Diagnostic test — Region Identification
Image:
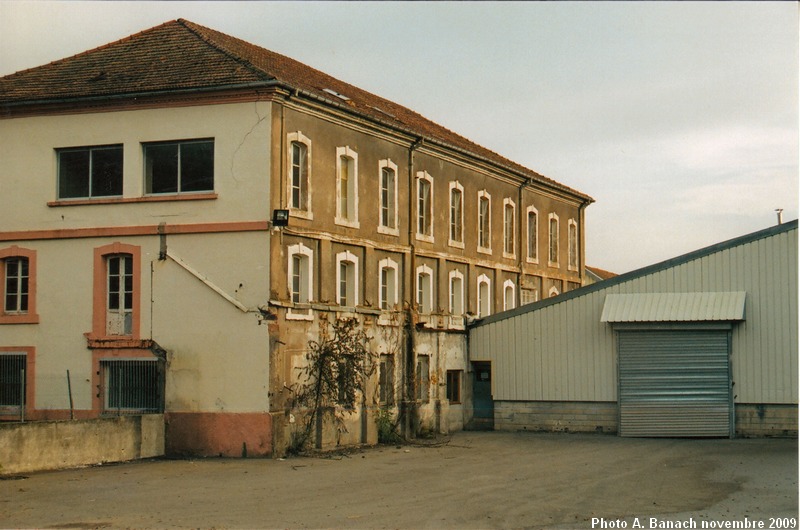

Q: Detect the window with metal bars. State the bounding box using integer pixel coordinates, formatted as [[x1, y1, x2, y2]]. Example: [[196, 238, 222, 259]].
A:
[[101, 359, 163, 414], [0, 354, 25, 410]]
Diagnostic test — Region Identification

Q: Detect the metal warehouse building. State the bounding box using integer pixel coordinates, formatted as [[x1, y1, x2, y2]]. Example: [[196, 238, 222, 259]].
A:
[[469, 221, 798, 437]]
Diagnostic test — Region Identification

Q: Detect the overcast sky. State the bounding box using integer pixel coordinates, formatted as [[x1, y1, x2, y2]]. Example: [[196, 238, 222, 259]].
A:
[[2, 1, 797, 274]]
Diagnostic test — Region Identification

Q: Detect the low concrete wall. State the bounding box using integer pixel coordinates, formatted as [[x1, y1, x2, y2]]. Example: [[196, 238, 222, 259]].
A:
[[0, 415, 165, 475], [736, 404, 798, 437], [494, 401, 618, 434]]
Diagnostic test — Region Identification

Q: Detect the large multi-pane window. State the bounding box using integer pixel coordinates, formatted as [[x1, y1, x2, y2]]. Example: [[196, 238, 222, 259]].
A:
[[478, 191, 491, 252], [144, 139, 214, 194], [379, 161, 398, 233], [107, 254, 133, 336], [549, 213, 560, 265], [527, 206, 539, 263], [336, 147, 358, 226], [416, 172, 433, 240], [449, 182, 464, 247], [57, 144, 123, 199], [503, 198, 516, 257], [0, 247, 37, 324], [568, 219, 579, 271], [4, 257, 28, 314]]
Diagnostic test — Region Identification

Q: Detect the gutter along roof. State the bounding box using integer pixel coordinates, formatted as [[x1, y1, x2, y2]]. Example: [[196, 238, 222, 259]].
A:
[[0, 19, 592, 204]]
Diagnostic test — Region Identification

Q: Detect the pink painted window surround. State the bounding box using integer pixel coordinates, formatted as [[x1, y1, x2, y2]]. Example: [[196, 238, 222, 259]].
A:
[[0, 246, 38, 324]]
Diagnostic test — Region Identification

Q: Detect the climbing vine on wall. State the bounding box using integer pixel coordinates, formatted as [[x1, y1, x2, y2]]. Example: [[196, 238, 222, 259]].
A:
[[289, 317, 375, 453]]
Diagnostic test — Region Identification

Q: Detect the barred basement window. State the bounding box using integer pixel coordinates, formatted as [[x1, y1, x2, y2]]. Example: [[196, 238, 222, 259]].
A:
[[101, 359, 163, 414], [0, 354, 26, 412]]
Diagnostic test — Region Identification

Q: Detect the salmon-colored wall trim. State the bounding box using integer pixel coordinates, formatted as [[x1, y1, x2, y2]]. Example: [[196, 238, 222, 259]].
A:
[[47, 193, 218, 207], [0, 246, 39, 324], [0, 221, 269, 242], [0, 346, 35, 419], [165, 412, 273, 458]]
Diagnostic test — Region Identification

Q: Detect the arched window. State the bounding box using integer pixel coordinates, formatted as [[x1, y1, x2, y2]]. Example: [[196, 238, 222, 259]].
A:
[[378, 258, 399, 310], [287, 132, 312, 217], [378, 160, 398, 234], [503, 280, 516, 311], [449, 181, 464, 247], [548, 213, 560, 265], [335, 251, 360, 307], [449, 270, 465, 316], [478, 190, 492, 253], [416, 264, 434, 314], [335, 146, 359, 227], [477, 274, 491, 318]]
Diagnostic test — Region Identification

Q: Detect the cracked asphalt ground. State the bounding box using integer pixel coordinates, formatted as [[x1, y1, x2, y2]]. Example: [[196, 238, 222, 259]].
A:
[[0, 431, 796, 529]]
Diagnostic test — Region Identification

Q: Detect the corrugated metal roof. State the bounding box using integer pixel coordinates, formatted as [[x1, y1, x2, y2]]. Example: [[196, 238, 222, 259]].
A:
[[600, 292, 746, 323]]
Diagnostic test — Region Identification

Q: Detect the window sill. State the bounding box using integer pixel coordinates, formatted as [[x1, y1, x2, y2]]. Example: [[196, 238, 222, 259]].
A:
[[503, 252, 516, 260], [526, 257, 539, 265], [377, 226, 400, 237], [335, 218, 360, 229], [85, 336, 153, 349], [0, 313, 39, 325], [415, 233, 434, 244], [477, 247, 493, 256], [289, 209, 314, 221], [48, 193, 217, 207], [448, 240, 465, 250]]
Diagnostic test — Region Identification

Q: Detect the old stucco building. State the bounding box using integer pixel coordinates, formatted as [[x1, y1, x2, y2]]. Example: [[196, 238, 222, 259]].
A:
[[0, 19, 592, 456]]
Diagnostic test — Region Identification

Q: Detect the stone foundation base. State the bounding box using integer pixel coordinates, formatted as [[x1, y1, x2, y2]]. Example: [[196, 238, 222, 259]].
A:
[[494, 401, 617, 434], [736, 404, 797, 438]]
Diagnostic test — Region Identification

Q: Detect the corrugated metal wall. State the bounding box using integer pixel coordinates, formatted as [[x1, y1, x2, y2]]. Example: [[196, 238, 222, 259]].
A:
[[470, 224, 798, 405]]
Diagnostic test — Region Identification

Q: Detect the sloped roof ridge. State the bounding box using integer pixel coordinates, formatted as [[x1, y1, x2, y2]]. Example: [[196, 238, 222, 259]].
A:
[[175, 19, 274, 82], [174, 19, 565, 193], [473, 219, 799, 328]]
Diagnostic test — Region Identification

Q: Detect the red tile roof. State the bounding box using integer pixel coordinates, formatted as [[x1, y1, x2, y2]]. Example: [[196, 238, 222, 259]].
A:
[[0, 19, 591, 201], [585, 266, 618, 280]]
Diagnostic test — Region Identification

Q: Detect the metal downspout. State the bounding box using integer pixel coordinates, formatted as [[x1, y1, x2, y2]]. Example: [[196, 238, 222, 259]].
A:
[[404, 137, 423, 439]]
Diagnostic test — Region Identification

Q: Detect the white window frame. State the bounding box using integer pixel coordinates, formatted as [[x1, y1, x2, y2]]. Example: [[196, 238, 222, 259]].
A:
[[416, 171, 434, 243], [335, 250, 360, 308], [568, 218, 579, 271], [503, 198, 516, 259], [477, 190, 492, 254], [448, 181, 464, 249], [378, 257, 399, 311], [335, 146, 359, 228], [548, 212, 560, 267], [477, 274, 491, 318], [526, 205, 539, 264], [416, 264, 434, 314], [448, 269, 465, 316], [287, 243, 314, 321], [377, 159, 399, 236], [520, 288, 539, 305], [503, 279, 516, 311], [287, 131, 312, 220], [549, 285, 561, 298]]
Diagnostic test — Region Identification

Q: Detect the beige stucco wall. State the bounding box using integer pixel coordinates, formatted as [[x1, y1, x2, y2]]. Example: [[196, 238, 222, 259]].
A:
[[1, 101, 274, 419]]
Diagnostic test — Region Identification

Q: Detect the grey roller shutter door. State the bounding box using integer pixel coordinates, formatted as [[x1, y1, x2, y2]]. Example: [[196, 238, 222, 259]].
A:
[[618, 330, 732, 437]]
